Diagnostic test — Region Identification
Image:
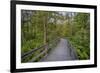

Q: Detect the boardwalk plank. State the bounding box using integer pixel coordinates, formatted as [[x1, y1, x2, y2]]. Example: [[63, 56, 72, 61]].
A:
[[40, 38, 78, 62]]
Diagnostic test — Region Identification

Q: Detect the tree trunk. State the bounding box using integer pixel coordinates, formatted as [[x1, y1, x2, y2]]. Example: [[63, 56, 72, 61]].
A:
[[43, 13, 48, 55]]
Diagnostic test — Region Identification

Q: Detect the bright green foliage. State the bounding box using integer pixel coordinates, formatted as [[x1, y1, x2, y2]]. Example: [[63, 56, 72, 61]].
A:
[[21, 10, 90, 62], [69, 13, 90, 59]]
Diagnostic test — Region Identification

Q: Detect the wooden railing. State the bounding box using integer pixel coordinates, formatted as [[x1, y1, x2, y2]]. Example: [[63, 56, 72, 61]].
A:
[[21, 38, 60, 62], [67, 39, 78, 60]]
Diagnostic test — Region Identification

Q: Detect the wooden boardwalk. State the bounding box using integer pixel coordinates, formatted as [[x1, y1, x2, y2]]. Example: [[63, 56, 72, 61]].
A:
[[40, 38, 78, 62]]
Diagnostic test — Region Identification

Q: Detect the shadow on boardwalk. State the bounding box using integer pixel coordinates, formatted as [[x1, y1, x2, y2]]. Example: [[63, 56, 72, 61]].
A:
[[40, 38, 78, 62]]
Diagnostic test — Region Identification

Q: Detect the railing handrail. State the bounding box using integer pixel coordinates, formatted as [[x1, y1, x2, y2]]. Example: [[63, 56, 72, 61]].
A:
[[67, 39, 78, 59], [21, 37, 60, 61], [21, 44, 47, 59], [29, 49, 47, 62]]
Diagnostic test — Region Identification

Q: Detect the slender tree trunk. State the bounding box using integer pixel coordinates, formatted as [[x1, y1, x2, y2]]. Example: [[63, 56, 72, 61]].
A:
[[44, 17, 47, 44], [70, 12, 73, 36], [43, 13, 48, 55]]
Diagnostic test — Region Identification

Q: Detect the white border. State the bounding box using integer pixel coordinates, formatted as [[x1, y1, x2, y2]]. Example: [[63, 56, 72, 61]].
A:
[[16, 4, 94, 69]]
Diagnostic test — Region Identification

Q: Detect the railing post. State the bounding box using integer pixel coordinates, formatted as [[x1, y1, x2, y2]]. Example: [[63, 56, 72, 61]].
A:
[[45, 44, 48, 57]]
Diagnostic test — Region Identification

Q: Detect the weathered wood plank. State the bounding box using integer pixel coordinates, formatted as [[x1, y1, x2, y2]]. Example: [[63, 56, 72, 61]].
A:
[[29, 49, 47, 62], [21, 44, 47, 59]]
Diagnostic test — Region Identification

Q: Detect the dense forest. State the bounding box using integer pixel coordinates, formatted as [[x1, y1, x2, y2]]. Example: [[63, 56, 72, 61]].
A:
[[21, 10, 90, 62]]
